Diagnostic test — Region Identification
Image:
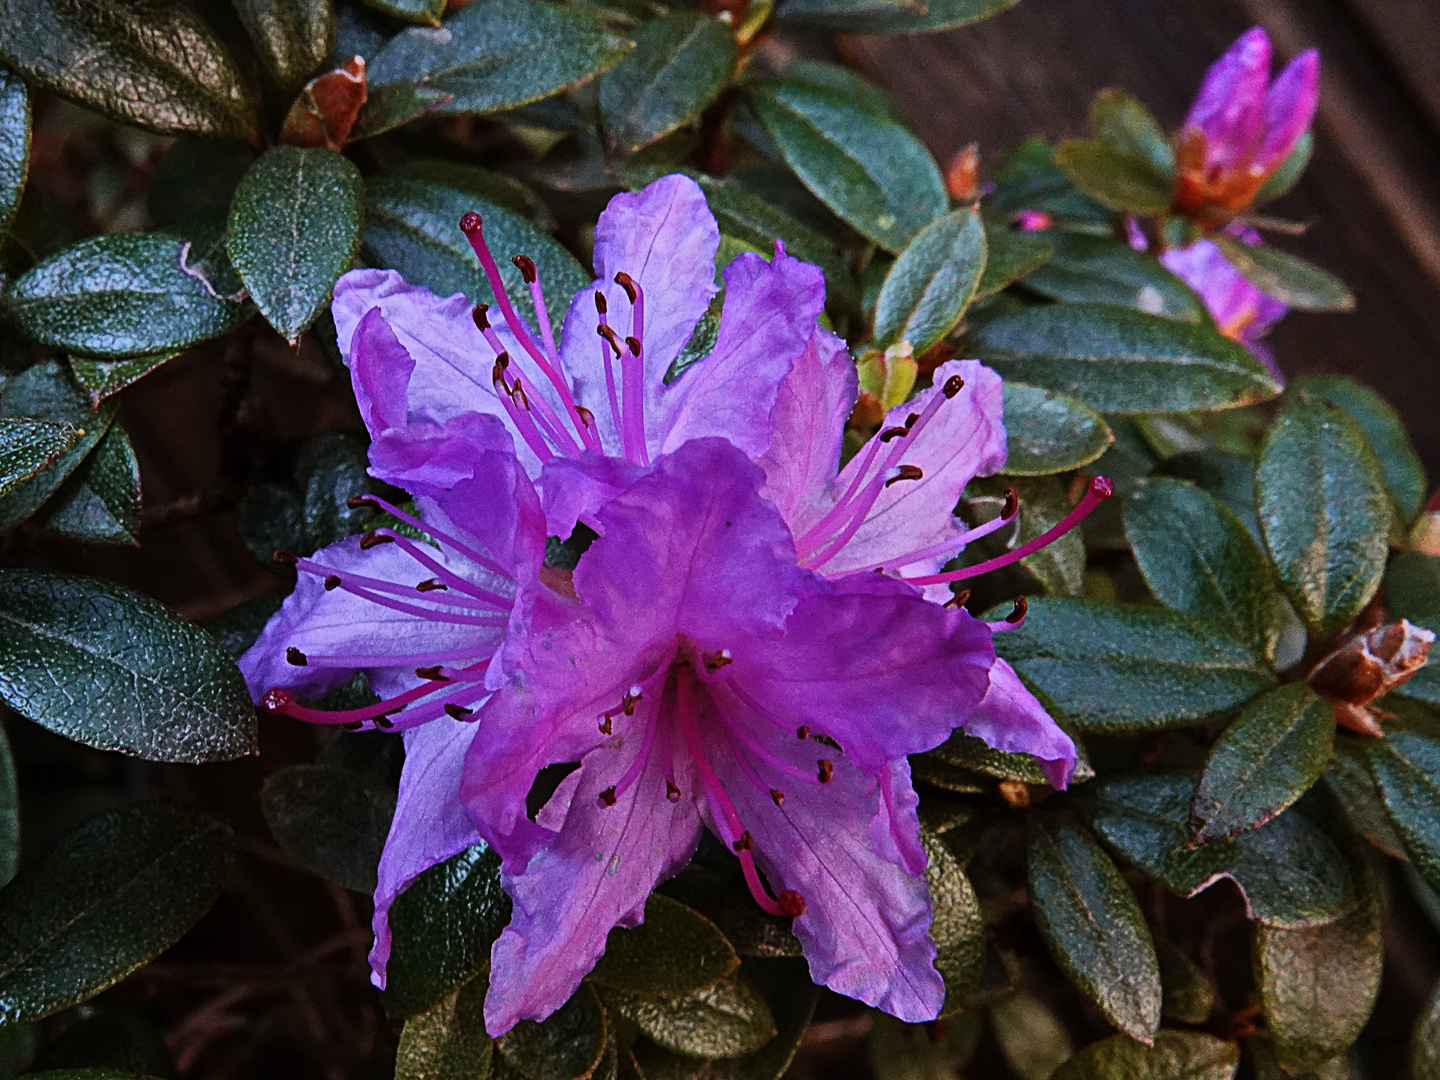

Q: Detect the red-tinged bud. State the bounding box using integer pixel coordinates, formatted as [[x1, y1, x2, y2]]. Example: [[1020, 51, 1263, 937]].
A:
[[1003, 488, 1019, 520], [416, 579, 448, 592], [817, 759, 834, 783], [445, 704, 473, 720], [594, 291, 608, 315], [1005, 597, 1028, 624], [777, 890, 807, 917], [360, 532, 394, 549], [598, 786, 618, 807], [324, 575, 340, 591], [273, 549, 299, 567], [459, 212, 482, 234], [732, 830, 754, 852], [472, 303, 491, 331], [286, 647, 308, 666], [625, 336, 642, 357], [943, 374, 964, 398], [945, 143, 980, 202], [512, 254, 537, 283], [885, 464, 924, 487], [666, 780, 682, 802], [770, 788, 785, 806], [1309, 619, 1435, 709], [262, 687, 295, 712], [416, 665, 449, 681], [614, 271, 638, 303]]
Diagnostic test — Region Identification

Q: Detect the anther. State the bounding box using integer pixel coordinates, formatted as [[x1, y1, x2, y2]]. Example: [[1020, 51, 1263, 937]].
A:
[[732, 831, 754, 852], [416, 665, 450, 681], [796, 726, 810, 740], [625, 336, 642, 357], [777, 890, 807, 917], [703, 649, 733, 672], [812, 733, 843, 753], [375, 715, 395, 730], [621, 686, 642, 715], [324, 575, 340, 591], [286, 647, 308, 666], [471, 303, 490, 331], [1003, 488, 1020, 519], [342, 721, 364, 731], [943, 375, 965, 398], [770, 788, 785, 806], [273, 549, 299, 567], [944, 589, 971, 609], [1005, 597, 1028, 624], [666, 780, 682, 802], [445, 704, 473, 720], [817, 759, 834, 783], [360, 532, 394, 549], [598, 716, 613, 735], [594, 291, 608, 315], [879, 426, 909, 442], [576, 405, 594, 429], [598, 786, 618, 807], [512, 254, 537, 283], [346, 496, 380, 510], [597, 324, 624, 357], [416, 579, 448, 592], [885, 465, 924, 487], [614, 271, 638, 303]]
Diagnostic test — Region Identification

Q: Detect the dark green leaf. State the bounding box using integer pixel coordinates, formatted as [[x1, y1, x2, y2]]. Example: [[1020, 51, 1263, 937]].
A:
[[0, 0, 258, 138], [1255, 870, 1382, 1074], [992, 598, 1273, 734], [1257, 399, 1391, 642], [146, 138, 255, 229], [41, 423, 143, 546], [1291, 376, 1427, 523], [990, 990, 1072, 1080], [397, 969, 493, 1080], [599, 13, 735, 154], [873, 209, 986, 355], [1190, 684, 1334, 842], [363, 175, 587, 332], [22, 1072, 167, 1080], [353, 82, 453, 139], [1366, 730, 1440, 894], [1052, 1030, 1239, 1080], [296, 431, 375, 551], [1125, 477, 1290, 659], [498, 982, 606, 1080], [775, 0, 1014, 34], [0, 801, 231, 1024], [1053, 139, 1173, 215], [1159, 450, 1260, 540], [4, 234, 246, 356], [1212, 235, 1353, 313], [966, 303, 1282, 414], [930, 730, 1093, 787], [227, 145, 363, 343], [1027, 824, 1161, 1042], [363, 0, 446, 24], [386, 844, 511, 1018], [1001, 382, 1112, 476], [1090, 90, 1174, 183], [1022, 232, 1205, 323], [1324, 739, 1408, 859], [386, 160, 556, 230], [0, 66, 29, 237], [1013, 476, 1085, 595], [923, 828, 985, 1014], [238, 484, 303, 565], [68, 354, 178, 405], [27, 1009, 175, 1076], [0, 721, 15, 889], [0, 417, 78, 500], [368, 0, 632, 115], [606, 968, 776, 1059], [0, 569, 256, 762], [261, 764, 395, 892], [745, 76, 946, 252], [1155, 940, 1214, 1024], [991, 137, 1111, 225], [1085, 772, 1357, 928], [589, 893, 738, 996], [976, 220, 1052, 299], [233, 0, 335, 93], [1410, 976, 1440, 1080]]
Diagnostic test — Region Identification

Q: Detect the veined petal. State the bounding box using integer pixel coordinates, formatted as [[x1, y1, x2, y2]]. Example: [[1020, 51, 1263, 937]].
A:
[[871, 759, 926, 877], [1256, 48, 1320, 176], [1184, 27, 1272, 169], [962, 658, 1077, 789], [537, 452, 645, 540]]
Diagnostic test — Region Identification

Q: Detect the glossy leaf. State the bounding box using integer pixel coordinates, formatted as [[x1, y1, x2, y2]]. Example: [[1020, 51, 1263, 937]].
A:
[[1125, 477, 1290, 659], [1213, 234, 1354, 313], [1027, 825, 1161, 1042], [1257, 399, 1391, 642], [776, 0, 1014, 33], [296, 431, 376, 552], [1090, 89, 1174, 182], [1160, 450, 1261, 540], [589, 893, 737, 996], [872, 208, 986, 355], [1086, 772, 1357, 928], [1052, 1030, 1239, 1080], [1190, 684, 1335, 842], [261, 764, 396, 893], [5, 234, 246, 357], [1023, 232, 1205, 323], [992, 598, 1274, 734], [977, 220, 1052, 299], [68, 354, 178, 405], [41, 423, 143, 546], [930, 729, 1093, 787], [367, 0, 632, 116], [363, 0, 446, 24], [497, 982, 606, 1080], [1155, 940, 1214, 1024], [599, 13, 735, 154], [0, 722, 15, 889], [386, 844, 511, 1018], [0, 0, 258, 138], [1366, 730, 1440, 894], [924, 828, 986, 1014], [1001, 382, 1112, 476], [0, 66, 28, 237], [0, 801, 231, 1024], [606, 968, 776, 1059], [233, 0, 335, 93], [146, 138, 255, 229], [746, 75, 946, 252], [967, 303, 1282, 414], [1324, 739, 1408, 860], [396, 968, 491, 1080], [227, 145, 363, 343], [1053, 139, 1173, 215], [990, 990, 1072, 1080], [0, 418, 78, 500]]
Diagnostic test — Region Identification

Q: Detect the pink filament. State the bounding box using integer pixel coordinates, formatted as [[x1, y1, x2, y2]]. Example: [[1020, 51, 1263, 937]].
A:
[[849, 500, 1020, 573], [360, 497, 511, 580], [617, 276, 649, 466], [294, 557, 503, 613]]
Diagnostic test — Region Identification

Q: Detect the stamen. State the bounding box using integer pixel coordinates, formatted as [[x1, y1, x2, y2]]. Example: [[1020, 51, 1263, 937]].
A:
[[771, 789, 785, 806], [416, 579, 447, 592], [262, 663, 491, 731], [360, 532, 393, 550], [493, 362, 558, 464], [472, 304, 490, 331], [599, 787, 618, 807], [324, 575, 341, 590], [595, 296, 623, 446], [614, 272, 649, 466], [703, 649, 733, 672], [274, 549, 299, 567], [797, 726, 810, 740], [732, 831, 754, 852], [445, 703, 474, 720], [817, 759, 834, 783], [294, 557, 505, 615], [356, 496, 513, 580], [851, 490, 1020, 574], [885, 464, 924, 487], [287, 647, 307, 666], [944, 589, 972, 609], [987, 597, 1028, 632], [512, 254, 537, 283], [666, 780, 682, 802], [415, 665, 449, 681]]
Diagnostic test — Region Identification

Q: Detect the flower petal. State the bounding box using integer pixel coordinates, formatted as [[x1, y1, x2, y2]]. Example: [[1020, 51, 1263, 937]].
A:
[[537, 451, 646, 540], [1184, 27, 1272, 169], [961, 658, 1077, 789], [1256, 48, 1320, 176]]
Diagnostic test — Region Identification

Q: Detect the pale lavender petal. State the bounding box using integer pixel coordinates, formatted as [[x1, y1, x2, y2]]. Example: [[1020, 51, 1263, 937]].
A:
[[870, 759, 926, 877], [419, 448, 549, 581], [1185, 27, 1272, 169], [1160, 232, 1286, 371], [962, 658, 1077, 789], [1256, 48, 1320, 176], [537, 452, 645, 539]]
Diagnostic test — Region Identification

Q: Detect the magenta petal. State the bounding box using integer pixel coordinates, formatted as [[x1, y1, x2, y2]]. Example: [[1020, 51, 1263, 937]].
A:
[[961, 658, 1077, 789], [1256, 48, 1320, 176], [1185, 27, 1273, 168], [871, 759, 926, 877], [537, 452, 645, 540]]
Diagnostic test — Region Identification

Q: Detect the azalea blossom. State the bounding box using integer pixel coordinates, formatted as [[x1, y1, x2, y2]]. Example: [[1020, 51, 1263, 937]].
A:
[[1173, 27, 1320, 225], [1159, 227, 1287, 376]]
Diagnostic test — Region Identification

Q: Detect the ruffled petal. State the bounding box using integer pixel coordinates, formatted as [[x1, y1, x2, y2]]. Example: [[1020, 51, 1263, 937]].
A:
[[1184, 27, 1272, 169], [961, 658, 1077, 789], [537, 452, 645, 540], [1257, 48, 1320, 176]]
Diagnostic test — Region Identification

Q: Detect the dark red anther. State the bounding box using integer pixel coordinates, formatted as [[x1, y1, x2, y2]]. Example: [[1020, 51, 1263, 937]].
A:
[[621, 688, 641, 716], [770, 788, 785, 806], [416, 579, 448, 592], [614, 271, 638, 303], [273, 549, 299, 567], [732, 831, 754, 852], [342, 721, 364, 731], [459, 212, 483, 234], [599, 786, 618, 807], [817, 759, 834, 783], [777, 890, 807, 917], [416, 665, 449, 681], [261, 687, 294, 712], [472, 303, 491, 331], [943, 374, 965, 398], [1002, 488, 1019, 520], [885, 464, 924, 487], [324, 575, 341, 591], [703, 649, 733, 672], [594, 291, 608, 315], [905, 413, 920, 430], [360, 532, 394, 549], [445, 704, 473, 720], [879, 426, 909, 442], [347, 495, 380, 510], [375, 715, 395, 730], [625, 336, 642, 357], [1090, 475, 1115, 499], [666, 780, 682, 802], [514, 380, 532, 409], [796, 725, 810, 740], [598, 716, 613, 735], [944, 588, 971, 610], [1005, 597, 1028, 624], [512, 254, 537, 283], [286, 647, 308, 666], [576, 405, 595, 429], [597, 323, 623, 357]]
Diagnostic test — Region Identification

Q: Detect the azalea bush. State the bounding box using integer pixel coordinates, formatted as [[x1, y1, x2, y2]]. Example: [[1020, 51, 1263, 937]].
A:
[[3, 2, 1440, 1079]]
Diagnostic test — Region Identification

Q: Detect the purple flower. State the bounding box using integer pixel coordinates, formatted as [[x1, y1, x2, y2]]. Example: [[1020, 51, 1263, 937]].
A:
[[1160, 227, 1287, 377], [1174, 27, 1320, 222]]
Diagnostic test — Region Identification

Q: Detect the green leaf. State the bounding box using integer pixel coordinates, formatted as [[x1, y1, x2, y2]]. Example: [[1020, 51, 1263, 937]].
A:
[[1085, 772, 1357, 928], [1212, 235, 1354, 313], [67, 354, 178, 405], [0, 66, 29, 237], [1255, 871, 1382, 1074], [872, 209, 986, 355], [363, 0, 446, 24], [296, 431, 376, 552], [0, 417, 78, 500], [367, 0, 632, 116], [1190, 684, 1335, 842], [41, 423, 142, 546], [990, 990, 1073, 1080], [1291, 376, 1427, 523], [1052, 1030, 1239, 1080], [27, 1010, 175, 1076], [4, 234, 246, 357], [1022, 232, 1205, 323], [1160, 450, 1261, 541], [1006, 476, 1086, 595], [1324, 739, 1408, 860], [261, 764, 395, 893], [868, 1012, 982, 1080], [1255, 131, 1312, 205], [397, 970, 493, 1080], [1410, 976, 1440, 1080], [497, 982, 607, 1080], [1125, 477, 1290, 659], [1366, 730, 1440, 894], [589, 894, 738, 996], [1155, 940, 1214, 1025], [1257, 398, 1392, 642], [232, 0, 335, 94], [923, 828, 985, 1014], [0, 721, 15, 889], [1027, 824, 1161, 1042], [227, 145, 363, 343], [1090, 90, 1175, 183], [0, 0, 258, 138], [0, 801, 231, 1024], [605, 968, 776, 1059], [1001, 382, 1112, 476], [992, 598, 1273, 734], [238, 484, 303, 565], [599, 13, 736, 155], [992, 137, 1111, 225], [977, 220, 1052, 299], [966, 303, 1282, 414], [363, 174, 587, 332], [746, 75, 946, 252], [386, 844, 511, 1018], [1053, 139, 1173, 215], [353, 82, 454, 139], [774, 0, 1014, 34], [929, 730, 1093, 787], [0, 570, 257, 761]]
